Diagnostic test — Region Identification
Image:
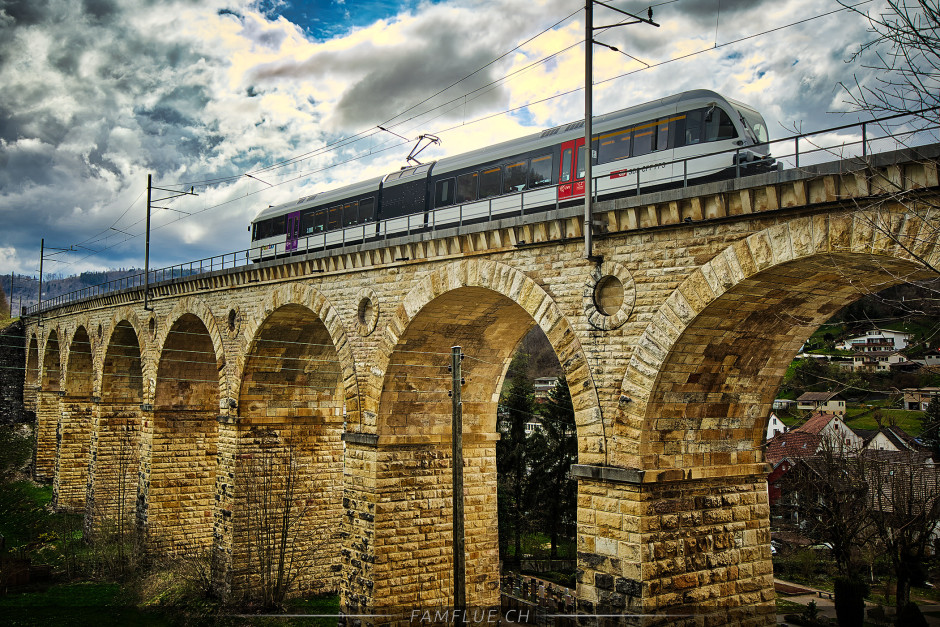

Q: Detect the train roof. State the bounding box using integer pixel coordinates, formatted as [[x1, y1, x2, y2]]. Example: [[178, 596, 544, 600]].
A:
[[251, 89, 746, 223], [254, 174, 384, 222]]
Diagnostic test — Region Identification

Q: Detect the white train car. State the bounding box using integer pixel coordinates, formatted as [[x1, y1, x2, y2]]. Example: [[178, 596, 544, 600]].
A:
[[249, 89, 772, 261]]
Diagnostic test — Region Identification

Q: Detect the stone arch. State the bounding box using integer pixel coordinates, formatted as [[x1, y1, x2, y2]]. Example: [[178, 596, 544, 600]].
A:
[[99, 308, 149, 402], [41, 329, 62, 391], [87, 319, 144, 531], [55, 324, 96, 511], [235, 281, 359, 424], [619, 211, 940, 474], [154, 297, 228, 405], [25, 332, 39, 389], [60, 315, 98, 396], [35, 329, 63, 480], [370, 258, 602, 455], [146, 305, 222, 554], [345, 259, 597, 612], [221, 299, 346, 597]]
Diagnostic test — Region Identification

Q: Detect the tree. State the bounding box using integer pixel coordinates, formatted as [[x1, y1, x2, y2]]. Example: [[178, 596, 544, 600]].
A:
[[527, 376, 577, 558], [0, 282, 9, 318], [242, 428, 310, 609], [919, 394, 940, 459], [866, 450, 940, 617], [840, 0, 940, 132], [497, 351, 535, 569], [779, 442, 873, 623]]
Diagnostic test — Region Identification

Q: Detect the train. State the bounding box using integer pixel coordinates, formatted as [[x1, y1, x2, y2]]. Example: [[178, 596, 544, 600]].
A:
[[249, 89, 773, 261]]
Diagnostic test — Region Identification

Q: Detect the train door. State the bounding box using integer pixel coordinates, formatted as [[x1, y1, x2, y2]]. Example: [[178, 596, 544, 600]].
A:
[[557, 138, 585, 200], [285, 210, 301, 252]]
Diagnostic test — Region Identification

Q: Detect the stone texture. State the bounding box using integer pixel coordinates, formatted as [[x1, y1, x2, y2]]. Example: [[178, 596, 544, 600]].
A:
[[21, 151, 940, 624]]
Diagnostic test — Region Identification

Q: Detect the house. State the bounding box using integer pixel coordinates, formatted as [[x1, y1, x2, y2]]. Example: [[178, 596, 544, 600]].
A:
[[798, 412, 863, 452], [863, 425, 933, 458], [533, 376, 558, 402], [837, 328, 912, 352], [773, 399, 797, 411], [920, 348, 940, 368], [796, 391, 847, 415], [903, 387, 940, 411], [852, 350, 909, 373], [766, 412, 788, 440]]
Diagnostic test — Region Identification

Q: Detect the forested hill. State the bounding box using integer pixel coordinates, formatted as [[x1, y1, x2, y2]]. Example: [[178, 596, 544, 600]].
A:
[[0, 270, 143, 315]]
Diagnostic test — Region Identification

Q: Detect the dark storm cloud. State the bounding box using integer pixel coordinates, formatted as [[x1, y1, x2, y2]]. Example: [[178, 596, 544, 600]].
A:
[[667, 0, 769, 18], [0, 0, 54, 25]]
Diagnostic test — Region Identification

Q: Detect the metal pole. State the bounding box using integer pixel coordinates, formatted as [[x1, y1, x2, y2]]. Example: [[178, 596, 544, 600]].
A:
[[583, 0, 594, 261], [37, 238, 44, 323], [451, 345, 466, 609], [144, 174, 153, 311]]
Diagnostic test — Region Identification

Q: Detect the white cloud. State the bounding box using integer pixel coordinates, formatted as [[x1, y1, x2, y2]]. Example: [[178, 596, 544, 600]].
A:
[[0, 0, 904, 277]]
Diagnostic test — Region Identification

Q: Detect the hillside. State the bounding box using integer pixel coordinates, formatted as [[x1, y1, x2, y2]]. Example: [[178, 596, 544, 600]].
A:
[[0, 270, 143, 315]]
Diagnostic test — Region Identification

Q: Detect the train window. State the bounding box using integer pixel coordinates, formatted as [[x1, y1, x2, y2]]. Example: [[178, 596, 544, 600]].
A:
[[504, 161, 527, 193], [328, 205, 341, 230], [359, 197, 375, 222], [560, 148, 573, 182], [684, 109, 706, 145], [435, 178, 455, 208], [705, 108, 737, 141], [479, 166, 501, 199], [655, 118, 670, 151], [315, 209, 327, 232], [456, 172, 478, 203], [528, 154, 553, 188], [343, 201, 358, 226], [633, 122, 655, 157], [598, 128, 631, 164], [301, 212, 316, 235], [576, 146, 586, 179]]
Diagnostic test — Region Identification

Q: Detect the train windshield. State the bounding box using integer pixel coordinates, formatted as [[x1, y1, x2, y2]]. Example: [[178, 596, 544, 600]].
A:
[[733, 105, 769, 144]]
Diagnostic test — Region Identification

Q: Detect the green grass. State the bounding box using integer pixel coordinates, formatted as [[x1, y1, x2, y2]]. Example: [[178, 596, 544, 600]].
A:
[[844, 408, 925, 436], [0, 582, 171, 626], [0, 480, 54, 548], [775, 596, 807, 614]]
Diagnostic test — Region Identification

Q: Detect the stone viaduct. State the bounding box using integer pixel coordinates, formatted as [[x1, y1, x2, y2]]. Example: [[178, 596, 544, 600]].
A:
[[20, 146, 940, 625]]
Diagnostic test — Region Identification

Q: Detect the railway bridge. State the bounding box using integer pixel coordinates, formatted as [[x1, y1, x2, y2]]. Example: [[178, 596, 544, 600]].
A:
[[20, 145, 940, 624]]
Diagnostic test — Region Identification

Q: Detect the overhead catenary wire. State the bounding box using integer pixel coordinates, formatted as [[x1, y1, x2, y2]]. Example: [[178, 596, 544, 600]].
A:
[[42, 0, 875, 274]]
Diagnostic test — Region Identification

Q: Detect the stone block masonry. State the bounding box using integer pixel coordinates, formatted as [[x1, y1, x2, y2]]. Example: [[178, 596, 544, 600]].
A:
[[20, 146, 940, 625]]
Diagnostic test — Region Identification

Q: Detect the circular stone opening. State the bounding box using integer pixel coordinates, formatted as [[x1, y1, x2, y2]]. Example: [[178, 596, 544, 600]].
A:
[[357, 297, 374, 327], [148, 317, 156, 337], [593, 275, 625, 316], [97, 323, 103, 339], [228, 309, 237, 332]]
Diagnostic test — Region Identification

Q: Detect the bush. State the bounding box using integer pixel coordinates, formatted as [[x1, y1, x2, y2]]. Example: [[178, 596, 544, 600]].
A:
[[834, 576, 869, 627]]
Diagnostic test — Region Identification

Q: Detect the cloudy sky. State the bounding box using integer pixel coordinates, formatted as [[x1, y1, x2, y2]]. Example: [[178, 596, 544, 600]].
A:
[[0, 0, 907, 278]]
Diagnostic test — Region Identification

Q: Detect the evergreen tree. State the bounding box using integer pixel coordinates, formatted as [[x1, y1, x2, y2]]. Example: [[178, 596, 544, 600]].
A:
[[497, 351, 535, 568], [919, 394, 940, 460], [528, 376, 577, 558], [0, 282, 8, 318]]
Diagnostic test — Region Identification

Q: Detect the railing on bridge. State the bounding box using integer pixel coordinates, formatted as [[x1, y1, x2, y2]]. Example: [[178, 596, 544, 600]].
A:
[[23, 109, 939, 317]]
